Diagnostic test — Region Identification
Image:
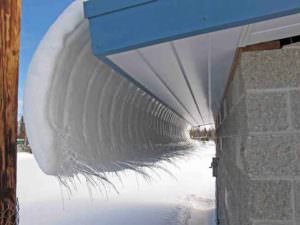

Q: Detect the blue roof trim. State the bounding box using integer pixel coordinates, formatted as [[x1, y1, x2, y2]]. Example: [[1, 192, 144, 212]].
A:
[[84, 0, 156, 18], [100, 56, 194, 125], [84, 0, 300, 56]]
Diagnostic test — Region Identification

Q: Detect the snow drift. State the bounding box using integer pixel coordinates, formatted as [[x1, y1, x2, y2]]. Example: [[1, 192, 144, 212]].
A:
[[17, 144, 216, 225], [24, 0, 194, 180]]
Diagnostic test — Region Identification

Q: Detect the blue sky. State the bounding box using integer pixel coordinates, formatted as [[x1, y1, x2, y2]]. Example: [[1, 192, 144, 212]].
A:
[[19, 0, 74, 118]]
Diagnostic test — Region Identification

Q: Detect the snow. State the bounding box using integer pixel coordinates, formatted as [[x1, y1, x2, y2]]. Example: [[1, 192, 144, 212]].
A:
[[22, 0, 216, 223], [17, 142, 216, 225], [24, 0, 194, 181]]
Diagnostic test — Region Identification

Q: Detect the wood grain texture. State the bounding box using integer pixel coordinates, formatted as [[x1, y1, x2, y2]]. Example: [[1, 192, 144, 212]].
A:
[[0, 0, 21, 224]]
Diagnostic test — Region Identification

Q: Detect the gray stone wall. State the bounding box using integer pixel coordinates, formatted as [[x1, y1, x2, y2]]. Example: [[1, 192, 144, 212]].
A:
[[216, 45, 300, 225]]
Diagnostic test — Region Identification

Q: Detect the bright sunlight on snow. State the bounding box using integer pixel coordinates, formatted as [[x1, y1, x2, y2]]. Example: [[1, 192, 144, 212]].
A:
[[17, 141, 216, 225]]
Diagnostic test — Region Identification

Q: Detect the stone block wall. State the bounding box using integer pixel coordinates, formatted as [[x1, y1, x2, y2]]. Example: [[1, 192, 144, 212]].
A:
[[216, 44, 300, 225]]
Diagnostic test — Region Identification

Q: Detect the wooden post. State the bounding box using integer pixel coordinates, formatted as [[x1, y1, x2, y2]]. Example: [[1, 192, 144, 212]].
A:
[[0, 1, 21, 225]]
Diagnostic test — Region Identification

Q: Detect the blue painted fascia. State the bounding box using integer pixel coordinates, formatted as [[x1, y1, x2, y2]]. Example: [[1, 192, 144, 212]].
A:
[[84, 0, 300, 56], [84, 0, 156, 18]]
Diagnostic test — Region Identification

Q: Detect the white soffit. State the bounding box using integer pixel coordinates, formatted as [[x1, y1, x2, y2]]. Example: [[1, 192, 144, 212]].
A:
[[240, 13, 300, 46], [109, 13, 300, 126]]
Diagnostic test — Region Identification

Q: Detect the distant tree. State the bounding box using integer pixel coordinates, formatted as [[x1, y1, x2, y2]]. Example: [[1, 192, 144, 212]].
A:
[[18, 116, 26, 139], [189, 126, 215, 142], [17, 116, 31, 153]]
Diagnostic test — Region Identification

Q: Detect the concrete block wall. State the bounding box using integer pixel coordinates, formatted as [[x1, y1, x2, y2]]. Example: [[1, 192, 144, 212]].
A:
[[216, 44, 300, 225]]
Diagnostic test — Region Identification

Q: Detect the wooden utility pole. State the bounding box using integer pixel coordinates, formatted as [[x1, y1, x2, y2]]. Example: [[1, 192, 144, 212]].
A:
[[0, 1, 21, 225]]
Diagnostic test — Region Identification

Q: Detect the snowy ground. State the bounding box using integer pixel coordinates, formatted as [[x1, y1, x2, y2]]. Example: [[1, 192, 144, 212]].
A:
[[17, 141, 216, 225]]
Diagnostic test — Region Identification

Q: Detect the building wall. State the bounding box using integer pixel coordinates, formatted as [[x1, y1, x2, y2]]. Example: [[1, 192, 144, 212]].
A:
[[216, 44, 300, 225]]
